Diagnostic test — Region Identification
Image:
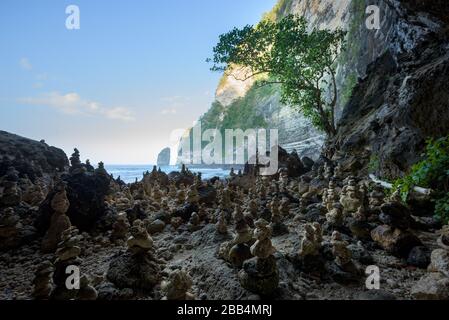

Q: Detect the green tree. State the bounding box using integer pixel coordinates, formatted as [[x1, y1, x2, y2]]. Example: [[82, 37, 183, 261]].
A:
[[208, 15, 346, 137]]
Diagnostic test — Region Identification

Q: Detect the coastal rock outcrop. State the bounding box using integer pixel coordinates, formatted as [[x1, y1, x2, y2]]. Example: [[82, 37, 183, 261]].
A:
[[157, 147, 171, 166]]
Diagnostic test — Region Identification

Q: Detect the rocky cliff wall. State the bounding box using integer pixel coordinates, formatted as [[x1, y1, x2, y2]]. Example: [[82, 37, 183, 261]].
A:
[[330, 0, 449, 179]]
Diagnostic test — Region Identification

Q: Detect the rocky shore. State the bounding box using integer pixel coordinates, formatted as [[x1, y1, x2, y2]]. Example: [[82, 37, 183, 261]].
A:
[[1, 133, 448, 300]]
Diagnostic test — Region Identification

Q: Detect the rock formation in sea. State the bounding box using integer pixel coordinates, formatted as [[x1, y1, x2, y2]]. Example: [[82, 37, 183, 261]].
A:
[[157, 147, 171, 166]]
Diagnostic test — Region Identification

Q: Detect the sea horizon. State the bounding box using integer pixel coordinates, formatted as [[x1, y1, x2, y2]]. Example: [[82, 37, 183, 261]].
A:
[[104, 164, 232, 184]]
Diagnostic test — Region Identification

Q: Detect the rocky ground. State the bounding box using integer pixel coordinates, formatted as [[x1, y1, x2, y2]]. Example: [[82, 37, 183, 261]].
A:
[[1, 145, 448, 300]]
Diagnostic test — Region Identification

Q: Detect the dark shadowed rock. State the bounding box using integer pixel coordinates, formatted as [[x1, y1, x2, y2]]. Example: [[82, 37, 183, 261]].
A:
[[0, 131, 68, 182], [371, 225, 422, 257], [407, 246, 431, 268]]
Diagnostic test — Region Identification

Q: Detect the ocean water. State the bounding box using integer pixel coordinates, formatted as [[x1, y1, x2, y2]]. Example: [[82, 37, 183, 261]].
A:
[[105, 165, 231, 184]]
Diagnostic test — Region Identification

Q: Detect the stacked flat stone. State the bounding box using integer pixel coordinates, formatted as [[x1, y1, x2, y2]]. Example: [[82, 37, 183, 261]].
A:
[[176, 185, 186, 205], [238, 219, 279, 296], [229, 205, 253, 267], [107, 219, 162, 290], [340, 178, 362, 214], [279, 170, 289, 193], [168, 182, 177, 198], [333, 163, 343, 180], [279, 197, 290, 217], [127, 219, 154, 254], [331, 231, 352, 268], [161, 269, 195, 300], [152, 185, 162, 204], [52, 226, 82, 300], [32, 260, 54, 300], [110, 212, 130, 243], [323, 180, 340, 212], [299, 224, 322, 257], [42, 182, 72, 253], [221, 187, 232, 208], [215, 206, 228, 235], [185, 185, 200, 205], [247, 197, 259, 218], [326, 203, 344, 227], [270, 196, 288, 236]]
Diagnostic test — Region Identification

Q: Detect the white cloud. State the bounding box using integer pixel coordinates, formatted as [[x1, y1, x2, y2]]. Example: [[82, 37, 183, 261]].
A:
[[160, 108, 177, 115], [19, 57, 33, 71], [18, 92, 135, 121]]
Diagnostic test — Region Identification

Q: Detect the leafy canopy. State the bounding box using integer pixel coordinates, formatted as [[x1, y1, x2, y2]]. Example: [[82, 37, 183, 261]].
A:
[[208, 15, 346, 136]]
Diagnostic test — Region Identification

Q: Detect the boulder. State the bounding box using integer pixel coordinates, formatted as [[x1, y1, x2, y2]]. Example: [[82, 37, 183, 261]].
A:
[[407, 246, 431, 269], [411, 273, 449, 300], [371, 225, 422, 257], [428, 249, 449, 277]]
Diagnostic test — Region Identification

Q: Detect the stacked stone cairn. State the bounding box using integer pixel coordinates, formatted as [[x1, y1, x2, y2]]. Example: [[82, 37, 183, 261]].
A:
[[42, 182, 71, 253], [107, 219, 161, 291], [32, 260, 54, 300], [238, 219, 279, 296], [228, 205, 253, 268], [52, 226, 83, 300], [161, 269, 195, 300]]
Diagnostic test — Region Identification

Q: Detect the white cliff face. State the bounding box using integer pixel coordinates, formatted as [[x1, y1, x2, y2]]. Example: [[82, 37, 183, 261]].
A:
[[216, 66, 255, 107], [208, 0, 353, 159], [289, 0, 351, 31]]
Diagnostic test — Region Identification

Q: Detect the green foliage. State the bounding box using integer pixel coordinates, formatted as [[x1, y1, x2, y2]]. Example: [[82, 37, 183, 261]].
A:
[[208, 14, 346, 137], [341, 72, 358, 106], [435, 194, 449, 224], [220, 84, 270, 130], [368, 154, 380, 174], [392, 136, 449, 220]]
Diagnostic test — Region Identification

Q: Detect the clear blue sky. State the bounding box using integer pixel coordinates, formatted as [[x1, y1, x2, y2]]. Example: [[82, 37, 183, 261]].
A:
[[0, 0, 276, 164]]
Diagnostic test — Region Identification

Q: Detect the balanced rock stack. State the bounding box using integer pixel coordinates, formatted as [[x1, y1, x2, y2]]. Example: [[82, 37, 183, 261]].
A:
[[297, 223, 324, 273], [238, 219, 279, 296], [215, 206, 228, 235], [269, 196, 288, 236], [339, 177, 362, 215], [42, 182, 71, 253], [107, 219, 161, 291], [110, 212, 130, 244], [161, 269, 195, 300], [228, 205, 253, 268], [323, 180, 340, 212], [371, 195, 422, 258], [185, 185, 199, 205], [328, 231, 360, 283], [32, 260, 54, 300], [412, 227, 449, 299], [52, 226, 83, 300]]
